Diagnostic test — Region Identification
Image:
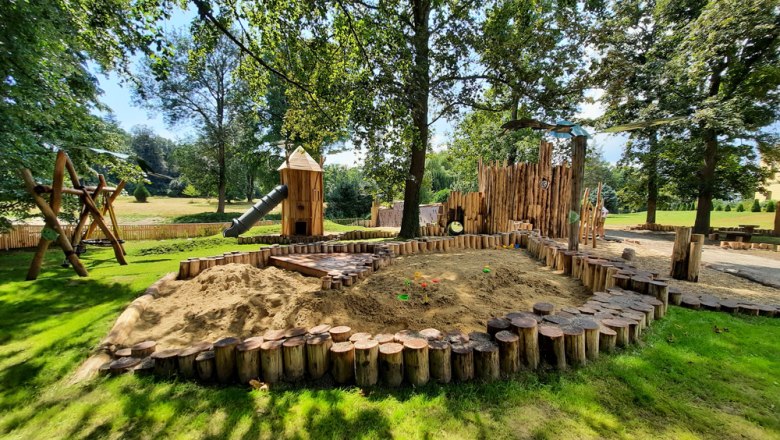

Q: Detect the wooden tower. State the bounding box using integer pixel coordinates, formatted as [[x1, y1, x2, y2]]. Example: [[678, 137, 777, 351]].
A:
[[279, 146, 324, 236]]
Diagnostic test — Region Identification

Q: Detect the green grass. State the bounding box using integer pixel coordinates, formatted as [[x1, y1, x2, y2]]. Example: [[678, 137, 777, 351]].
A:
[[244, 220, 372, 236], [606, 211, 777, 230], [0, 239, 778, 439]]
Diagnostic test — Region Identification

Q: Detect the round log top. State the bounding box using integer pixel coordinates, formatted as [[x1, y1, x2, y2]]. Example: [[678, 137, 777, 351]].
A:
[[578, 306, 599, 315], [214, 337, 241, 348], [243, 336, 264, 345], [179, 342, 212, 357], [601, 303, 624, 311], [468, 331, 492, 342], [639, 297, 663, 306], [599, 327, 617, 336], [594, 312, 616, 320], [132, 340, 157, 351], [505, 311, 527, 320], [428, 340, 450, 350], [263, 329, 286, 341], [330, 326, 352, 336], [629, 303, 654, 312], [283, 336, 306, 347], [445, 330, 469, 344], [110, 357, 141, 370], [354, 339, 379, 350], [151, 348, 181, 359], [419, 328, 443, 341], [571, 317, 600, 330], [494, 330, 518, 342], [403, 338, 429, 350], [621, 311, 644, 321], [330, 341, 354, 353], [135, 356, 154, 369], [543, 315, 572, 326], [260, 340, 284, 350], [394, 330, 423, 343], [510, 317, 537, 329], [237, 338, 264, 351], [379, 342, 404, 354], [195, 350, 215, 361], [284, 327, 307, 338], [115, 348, 132, 358], [374, 333, 395, 344], [473, 341, 498, 352], [533, 302, 555, 314], [450, 342, 473, 354], [309, 324, 331, 335], [720, 300, 739, 308], [561, 324, 584, 336], [649, 280, 668, 288], [349, 332, 373, 342], [538, 325, 564, 338], [602, 318, 629, 329], [306, 333, 331, 345], [487, 317, 510, 329], [561, 307, 582, 315]]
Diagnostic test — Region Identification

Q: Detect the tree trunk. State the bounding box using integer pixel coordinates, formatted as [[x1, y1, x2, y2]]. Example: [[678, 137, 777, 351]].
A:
[[216, 140, 227, 214], [694, 128, 718, 234], [399, 0, 431, 239], [645, 131, 658, 224], [568, 136, 587, 250], [246, 172, 254, 203]]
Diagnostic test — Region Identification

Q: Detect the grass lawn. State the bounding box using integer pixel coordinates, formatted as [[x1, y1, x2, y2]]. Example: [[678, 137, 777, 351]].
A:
[[606, 211, 777, 230], [111, 196, 276, 224], [0, 238, 778, 439]]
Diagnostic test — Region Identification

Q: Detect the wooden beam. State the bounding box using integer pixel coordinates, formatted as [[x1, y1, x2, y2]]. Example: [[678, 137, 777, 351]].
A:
[[568, 136, 586, 251], [27, 152, 69, 280]]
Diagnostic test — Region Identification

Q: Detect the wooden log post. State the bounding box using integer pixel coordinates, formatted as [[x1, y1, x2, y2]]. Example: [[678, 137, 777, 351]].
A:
[[403, 338, 429, 386], [649, 281, 669, 316], [195, 350, 216, 382], [109, 357, 141, 375], [306, 333, 332, 380], [451, 343, 474, 382], [330, 342, 355, 385], [533, 302, 554, 316], [151, 349, 180, 378], [282, 336, 306, 382], [354, 339, 379, 387], [687, 233, 704, 282], [576, 319, 600, 361], [236, 338, 262, 384], [330, 326, 353, 342], [599, 328, 617, 353], [428, 340, 452, 384], [214, 337, 240, 383], [568, 135, 586, 251], [670, 227, 693, 280], [378, 342, 404, 387], [562, 325, 586, 367], [486, 317, 510, 337], [495, 330, 520, 376], [510, 317, 539, 369], [178, 343, 211, 379], [602, 319, 630, 347], [474, 342, 500, 381], [131, 340, 157, 358], [538, 325, 566, 370], [260, 340, 284, 383]]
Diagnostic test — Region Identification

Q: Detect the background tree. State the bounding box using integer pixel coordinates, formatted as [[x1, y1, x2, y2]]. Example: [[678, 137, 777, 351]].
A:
[[129, 125, 178, 195], [324, 165, 373, 218]]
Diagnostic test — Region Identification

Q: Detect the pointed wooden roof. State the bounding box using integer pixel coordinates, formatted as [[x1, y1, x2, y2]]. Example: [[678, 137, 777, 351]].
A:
[[278, 146, 323, 172]]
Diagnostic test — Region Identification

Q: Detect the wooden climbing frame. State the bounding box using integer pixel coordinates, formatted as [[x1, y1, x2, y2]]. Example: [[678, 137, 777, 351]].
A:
[[20, 150, 127, 280]]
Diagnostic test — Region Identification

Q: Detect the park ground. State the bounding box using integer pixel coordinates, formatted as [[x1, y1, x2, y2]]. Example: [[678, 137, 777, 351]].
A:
[[0, 224, 779, 439]]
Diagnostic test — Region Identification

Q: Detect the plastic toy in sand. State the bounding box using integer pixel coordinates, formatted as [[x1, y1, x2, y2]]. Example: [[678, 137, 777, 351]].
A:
[[397, 294, 409, 301], [483, 265, 491, 273]]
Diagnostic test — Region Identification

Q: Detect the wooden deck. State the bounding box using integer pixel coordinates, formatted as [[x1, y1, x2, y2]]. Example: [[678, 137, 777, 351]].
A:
[[269, 253, 374, 278]]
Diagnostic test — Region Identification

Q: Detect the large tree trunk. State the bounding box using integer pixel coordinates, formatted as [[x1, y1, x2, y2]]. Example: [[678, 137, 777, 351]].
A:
[[217, 140, 226, 214], [246, 172, 254, 203], [645, 132, 658, 224], [399, 0, 431, 239], [693, 128, 718, 234]]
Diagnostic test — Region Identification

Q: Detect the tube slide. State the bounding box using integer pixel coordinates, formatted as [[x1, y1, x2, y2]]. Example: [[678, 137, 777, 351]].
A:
[[223, 184, 288, 237]]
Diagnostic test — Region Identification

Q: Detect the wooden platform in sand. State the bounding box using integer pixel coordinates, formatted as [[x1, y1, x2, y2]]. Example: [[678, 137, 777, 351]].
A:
[[269, 253, 374, 277]]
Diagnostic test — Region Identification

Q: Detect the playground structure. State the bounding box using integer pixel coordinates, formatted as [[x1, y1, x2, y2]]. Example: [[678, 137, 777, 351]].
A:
[[223, 146, 323, 238], [20, 150, 127, 280]]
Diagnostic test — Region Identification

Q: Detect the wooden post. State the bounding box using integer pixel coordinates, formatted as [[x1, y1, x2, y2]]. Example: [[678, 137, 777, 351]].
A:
[[178, 343, 211, 379], [670, 227, 692, 279], [533, 302, 554, 316], [473, 342, 500, 381], [510, 317, 539, 369], [152, 349, 180, 377], [378, 342, 404, 387], [260, 340, 284, 383], [330, 326, 352, 342], [354, 339, 379, 387], [330, 342, 355, 384], [131, 340, 157, 358], [576, 319, 600, 361], [451, 343, 474, 382], [403, 338, 429, 386], [214, 337, 240, 383], [495, 330, 520, 376], [568, 136, 586, 251], [687, 233, 704, 282], [282, 336, 306, 382], [562, 325, 586, 367], [486, 317, 510, 337], [236, 338, 262, 384], [195, 350, 216, 381], [538, 325, 566, 369], [602, 319, 629, 347], [599, 328, 617, 353], [306, 333, 332, 380], [428, 340, 452, 383]]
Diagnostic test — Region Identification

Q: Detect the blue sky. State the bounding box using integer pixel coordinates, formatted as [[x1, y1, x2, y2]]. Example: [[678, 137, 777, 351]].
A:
[[93, 6, 628, 166]]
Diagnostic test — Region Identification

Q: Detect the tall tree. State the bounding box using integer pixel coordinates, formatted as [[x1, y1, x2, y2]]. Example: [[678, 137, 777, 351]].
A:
[[134, 31, 252, 213]]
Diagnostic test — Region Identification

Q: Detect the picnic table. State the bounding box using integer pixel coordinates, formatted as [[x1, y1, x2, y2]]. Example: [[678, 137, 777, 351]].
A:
[[739, 224, 760, 235], [717, 224, 760, 243]]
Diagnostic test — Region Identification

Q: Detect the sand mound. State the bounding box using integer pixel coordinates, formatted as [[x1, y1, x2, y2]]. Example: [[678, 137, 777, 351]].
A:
[[129, 250, 590, 349]]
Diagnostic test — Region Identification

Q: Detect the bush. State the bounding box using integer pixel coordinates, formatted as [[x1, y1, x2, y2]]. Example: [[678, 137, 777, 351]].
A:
[[736, 203, 745, 212], [182, 184, 200, 198], [751, 199, 761, 212], [171, 212, 241, 223], [433, 189, 451, 204], [725, 204, 731, 212], [766, 200, 776, 212], [133, 183, 151, 203], [715, 204, 723, 211]]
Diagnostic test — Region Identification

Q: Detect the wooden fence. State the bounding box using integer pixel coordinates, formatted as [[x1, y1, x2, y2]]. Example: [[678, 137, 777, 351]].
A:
[[0, 223, 238, 250]]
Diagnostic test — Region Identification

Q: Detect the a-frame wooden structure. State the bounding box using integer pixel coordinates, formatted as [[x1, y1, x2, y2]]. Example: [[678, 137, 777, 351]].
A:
[[20, 150, 127, 280]]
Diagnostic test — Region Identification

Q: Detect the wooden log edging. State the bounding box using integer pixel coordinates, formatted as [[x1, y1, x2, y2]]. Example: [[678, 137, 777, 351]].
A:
[[96, 229, 779, 386]]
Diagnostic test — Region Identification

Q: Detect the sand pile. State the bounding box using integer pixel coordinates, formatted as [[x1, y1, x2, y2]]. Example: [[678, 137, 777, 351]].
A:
[[129, 250, 591, 349]]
